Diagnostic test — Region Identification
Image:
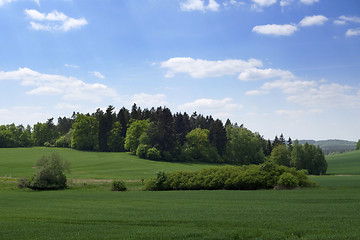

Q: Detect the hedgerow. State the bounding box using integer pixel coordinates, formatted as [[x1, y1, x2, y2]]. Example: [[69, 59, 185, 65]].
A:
[[144, 161, 314, 191]]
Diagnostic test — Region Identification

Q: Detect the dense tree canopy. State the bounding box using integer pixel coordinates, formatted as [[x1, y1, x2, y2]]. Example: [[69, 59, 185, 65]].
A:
[[0, 104, 329, 175]]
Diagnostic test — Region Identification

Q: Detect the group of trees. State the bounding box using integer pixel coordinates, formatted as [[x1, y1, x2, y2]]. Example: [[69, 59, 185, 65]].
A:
[[1, 104, 329, 175]]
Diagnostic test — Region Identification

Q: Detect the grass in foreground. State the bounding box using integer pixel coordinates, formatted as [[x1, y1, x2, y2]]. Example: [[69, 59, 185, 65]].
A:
[[0, 188, 360, 240]]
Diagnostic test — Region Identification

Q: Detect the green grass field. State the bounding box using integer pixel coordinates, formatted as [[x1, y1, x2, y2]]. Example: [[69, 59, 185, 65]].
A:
[[325, 150, 360, 175], [1, 148, 360, 239]]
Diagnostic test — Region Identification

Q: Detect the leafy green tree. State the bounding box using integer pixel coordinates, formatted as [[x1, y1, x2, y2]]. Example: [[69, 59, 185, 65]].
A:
[[271, 144, 291, 167], [356, 140, 360, 150], [98, 105, 116, 152], [25, 153, 70, 190], [71, 114, 99, 151], [224, 126, 265, 165], [124, 119, 150, 154], [0, 125, 16, 147], [55, 129, 72, 148], [209, 119, 227, 156], [117, 107, 130, 138], [291, 140, 304, 169], [183, 128, 221, 162], [107, 121, 125, 152]]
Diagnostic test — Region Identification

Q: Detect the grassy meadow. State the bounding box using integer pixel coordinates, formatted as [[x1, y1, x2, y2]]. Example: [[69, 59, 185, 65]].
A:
[[1, 148, 360, 239]]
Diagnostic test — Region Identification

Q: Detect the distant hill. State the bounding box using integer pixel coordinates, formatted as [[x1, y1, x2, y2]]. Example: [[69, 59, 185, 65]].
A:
[[298, 139, 357, 155], [326, 150, 360, 175]]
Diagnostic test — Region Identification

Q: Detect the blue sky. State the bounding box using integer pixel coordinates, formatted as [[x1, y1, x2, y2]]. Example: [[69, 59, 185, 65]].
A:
[[0, 0, 359, 141]]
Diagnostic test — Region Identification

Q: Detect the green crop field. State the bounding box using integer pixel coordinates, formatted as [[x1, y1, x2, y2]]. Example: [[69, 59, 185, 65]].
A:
[[1, 148, 360, 240], [325, 150, 360, 175], [0, 147, 219, 180]]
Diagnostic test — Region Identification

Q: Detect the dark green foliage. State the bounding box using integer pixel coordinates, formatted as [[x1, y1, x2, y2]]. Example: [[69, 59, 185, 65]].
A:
[[271, 144, 291, 166], [0, 124, 32, 148], [71, 114, 99, 151], [145, 162, 313, 191], [33, 119, 59, 146], [21, 153, 70, 190], [16, 177, 30, 189], [107, 122, 125, 152], [54, 129, 72, 148], [224, 126, 265, 165], [136, 144, 149, 158], [111, 180, 127, 191], [146, 147, 161, 161], [356, 140, 360, 150], [182, 128, 221, 163], [291, 141, 327, 175], [97, 106, 116, 152]]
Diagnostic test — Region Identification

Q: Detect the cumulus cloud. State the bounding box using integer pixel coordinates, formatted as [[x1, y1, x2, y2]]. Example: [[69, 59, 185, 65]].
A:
[[248, 79, 360, 109], [346, 28, 360, 37], [252, 24, 298, 36], [180, 0, 220, 12], [89, 71, 105, 79], [161, 57, 262, 78], [178, 98, 242, 118], [0, 106, 49, 126], [0, 68, 116, 102], [238, 68, 294, 81], [25, 9, 87, 32], [130, 93, 168, 108], [299, 0, 319, 5], [299, 15, 328, 27]]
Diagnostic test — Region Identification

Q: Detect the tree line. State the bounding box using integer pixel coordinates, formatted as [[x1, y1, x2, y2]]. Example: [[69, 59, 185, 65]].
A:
[[0, 104, 328, 174]]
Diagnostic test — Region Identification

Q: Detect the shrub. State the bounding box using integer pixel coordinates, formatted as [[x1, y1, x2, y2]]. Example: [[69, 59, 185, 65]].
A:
[[17, 177, 29, 189], [145, 164, 315, 191], [146, 147, 161, 161], [19, 153, 70, 190], [44, 142, 51, 147], [277, 172, 299, 189], [136, 144, 149, 159], [111, 180, 127, 191]]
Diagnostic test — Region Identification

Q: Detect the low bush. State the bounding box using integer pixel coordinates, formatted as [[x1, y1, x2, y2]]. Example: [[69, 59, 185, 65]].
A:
[[277, 172, 299, 189], [136, 144, 149, 159], [111, 180, 127, 191], [17, 153, 70, 190], [145, 161, 315, 191], [146, 147, 161, 161]]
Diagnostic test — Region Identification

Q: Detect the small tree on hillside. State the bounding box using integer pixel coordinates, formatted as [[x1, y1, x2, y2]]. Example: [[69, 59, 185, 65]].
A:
[[18, 153, 70, 190]]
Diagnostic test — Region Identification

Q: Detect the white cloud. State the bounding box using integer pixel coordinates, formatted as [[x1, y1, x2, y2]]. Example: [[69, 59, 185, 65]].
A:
[[346, 28, 360, 37], [334, 16, 360, 25], [89, 71, 105, 79], [252, 24, 298, 36], [223, 0, 246, 7], [252, 0, 277, 7], [0, 106, 50, 126], [0, 68, 117, 102], [280, 0, 293, 7], [25, 9, 87, 32], [299, 0, 319, 5], [130, 93, 168, 108], [0, 0, 15, 7], [299, 15, 328, 27], [161, 57, 262, 78], [178, 98, 242, 118], [180, 0, 220, 12], [64, 64, 79, 69], [248, 79, 360, 109], [55, 103, 82, 110], [276, 109, 323, 117], [238, 68, 294, 81], [245, 90, 267, 96]]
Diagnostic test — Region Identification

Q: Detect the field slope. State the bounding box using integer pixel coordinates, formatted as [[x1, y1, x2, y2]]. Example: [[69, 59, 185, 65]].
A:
[[0, 147, 220, 180], [325, 150, 360, 175]]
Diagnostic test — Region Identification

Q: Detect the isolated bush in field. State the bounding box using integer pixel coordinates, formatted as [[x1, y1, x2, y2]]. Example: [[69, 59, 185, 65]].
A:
[[111, 180, 127, 191], [277, 172, 299, 189], [20, 153, 71, 190], [146, 147, 161, 161]]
